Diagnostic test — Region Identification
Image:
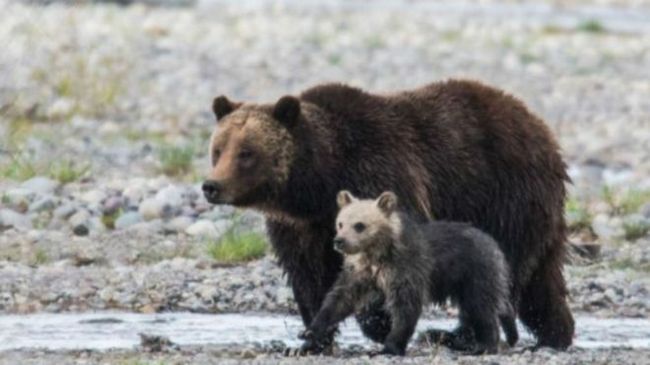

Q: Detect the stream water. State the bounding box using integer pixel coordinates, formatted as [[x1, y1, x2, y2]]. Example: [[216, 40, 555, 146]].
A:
[[0, 313, 648, 351]]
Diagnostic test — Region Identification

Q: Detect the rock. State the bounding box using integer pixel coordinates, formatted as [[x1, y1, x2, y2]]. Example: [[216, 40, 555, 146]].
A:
[[3, 188, 36, 211], [80, 189, 106, 207], [164, 216, 194, 233], [0, 209, 33, 230], [28, 196, 57, 213], [68, 210, 91, 227], [139, 333, 176, 353], [21, 177, 59, 195], [186, 220, 220, 238], [102, 196, 124, 215], [592, 214, 624, 240], [139, 198, 173, 221], [155, 185, 184, 208], [53, 203, 77, 220], [640, 203, 650, 219], [73, 224, 90, 236], [114, 211, 143, 229]]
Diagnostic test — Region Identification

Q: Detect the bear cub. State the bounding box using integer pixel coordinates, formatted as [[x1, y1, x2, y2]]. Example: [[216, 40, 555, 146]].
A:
[[299, 190, 518, 356]]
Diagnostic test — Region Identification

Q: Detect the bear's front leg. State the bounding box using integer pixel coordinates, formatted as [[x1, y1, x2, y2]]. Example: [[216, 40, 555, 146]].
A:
[[266, 219, 343, 351]]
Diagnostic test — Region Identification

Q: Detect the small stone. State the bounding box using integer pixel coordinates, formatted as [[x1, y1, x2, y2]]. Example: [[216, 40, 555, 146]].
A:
[[21, 176, 59, 195], [139, 198, 172, 221], [73, 224, 90, 236], [53, 203, 77, 219], [102, 196, 124, 215], [0, 209, 32, 230], [592, 214, 624, 240], [186, 220, 219, 238], [3, 188, 35, 211], [28, 196, 57, 213], [114, 211, 143, 229], [155, 185, 184, 208], [164, 216, 194, 232], [69, 210, 91, 227]]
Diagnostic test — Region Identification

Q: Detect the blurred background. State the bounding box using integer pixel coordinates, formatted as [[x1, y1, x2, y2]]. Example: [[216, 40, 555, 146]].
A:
[[0, 0, 649, 363]]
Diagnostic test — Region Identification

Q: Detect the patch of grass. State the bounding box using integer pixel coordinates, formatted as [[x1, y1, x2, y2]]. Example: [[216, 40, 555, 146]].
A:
[[49, 160, 91, 184], [610, 258, 650, 272], [0, 154, 39, 181], [577, 19, 605, 33], [32, 248, 49, 266], [601, 186, 650, 215], [519, 51, 538, 65], [0, 153, 90, 183], [566, 197, 593, 232], [158, 144, 195, 177], [619, 189, 650, 215], [206, 223, 267, 263], [101, 209, 122, 230], [622, 221, 650, 241]]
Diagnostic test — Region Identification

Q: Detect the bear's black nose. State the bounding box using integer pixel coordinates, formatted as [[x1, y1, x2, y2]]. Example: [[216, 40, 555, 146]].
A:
[[202, 180, 222, 202], [333, 238, 345, 251]]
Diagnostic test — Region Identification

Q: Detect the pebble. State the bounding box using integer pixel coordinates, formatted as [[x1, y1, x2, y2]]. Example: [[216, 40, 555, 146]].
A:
[[185, 220, 220, 238], [0, 209, 33, 230], [114, 211, 143, 229], [21, 177, 59, 195], [139, 198, 172, 221]]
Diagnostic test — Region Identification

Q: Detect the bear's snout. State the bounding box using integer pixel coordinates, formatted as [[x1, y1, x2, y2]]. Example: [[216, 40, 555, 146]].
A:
[[202, 180, 222, 203], [333, 237, 346, 252]]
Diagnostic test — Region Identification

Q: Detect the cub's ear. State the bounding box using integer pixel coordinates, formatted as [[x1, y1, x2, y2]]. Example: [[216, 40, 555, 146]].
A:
[[337, 190, 357, 209], [212, 95, 240, 121], [376, 191, 398, 215], [273, 95, 301, 128]]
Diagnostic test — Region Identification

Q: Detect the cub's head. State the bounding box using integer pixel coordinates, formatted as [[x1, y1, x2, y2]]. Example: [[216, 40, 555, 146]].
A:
[[202, 95, 301, 206], [333, 190, 400, 255]]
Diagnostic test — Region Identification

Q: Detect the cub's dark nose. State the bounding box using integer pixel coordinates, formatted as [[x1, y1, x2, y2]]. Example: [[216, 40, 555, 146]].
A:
[[333, 237, 345, 251], [202, 180, 221, 202]]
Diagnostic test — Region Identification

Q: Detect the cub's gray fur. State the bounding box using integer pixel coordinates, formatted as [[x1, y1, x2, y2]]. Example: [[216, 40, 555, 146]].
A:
[[299, 190, 518, 356]]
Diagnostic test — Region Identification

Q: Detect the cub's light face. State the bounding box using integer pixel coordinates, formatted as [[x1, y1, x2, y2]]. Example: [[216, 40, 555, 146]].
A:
[[334, 201, 387, 255]]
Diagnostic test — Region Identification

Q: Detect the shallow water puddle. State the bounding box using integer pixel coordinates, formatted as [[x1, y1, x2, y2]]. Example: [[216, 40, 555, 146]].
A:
[[0, 313, 648, 351]]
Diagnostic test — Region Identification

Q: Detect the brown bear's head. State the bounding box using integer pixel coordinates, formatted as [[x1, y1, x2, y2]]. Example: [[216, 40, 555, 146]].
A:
[[202, 95, 301, 207]]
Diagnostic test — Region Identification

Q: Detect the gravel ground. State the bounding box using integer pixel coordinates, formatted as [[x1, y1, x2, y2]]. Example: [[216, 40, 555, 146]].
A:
[[1, 345, 650, 365], [1, 0, 650, 363]]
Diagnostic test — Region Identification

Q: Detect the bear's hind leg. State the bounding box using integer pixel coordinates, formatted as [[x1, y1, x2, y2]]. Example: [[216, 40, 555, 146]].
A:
[[518, 248, 574, 350]]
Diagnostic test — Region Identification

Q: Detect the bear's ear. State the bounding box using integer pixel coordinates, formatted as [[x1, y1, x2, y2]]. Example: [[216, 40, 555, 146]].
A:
[[337, 190, 357, 209], [376, 191, 397, 215], [212, 95, 240, 121], [273, 95, 301, 128]]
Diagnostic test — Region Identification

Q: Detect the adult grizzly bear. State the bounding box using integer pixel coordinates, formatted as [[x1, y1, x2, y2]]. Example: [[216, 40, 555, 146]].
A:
[[203, 79, 574, 350]]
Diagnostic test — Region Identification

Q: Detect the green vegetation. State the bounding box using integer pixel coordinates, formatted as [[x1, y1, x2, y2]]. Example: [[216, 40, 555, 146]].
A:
[[622, 220, 650, 241], [49, 160, 91, 184], [158, 144, 195, 177], [610, 257, 650, 273], [0, 153, 90, 183], [577, 19, 605, 33], [565, 197, 593, 232], [602, 186, 650, 215], [32, 248, 49, 266], [101, 209, 122, 230], [206, 220, 267, 263]]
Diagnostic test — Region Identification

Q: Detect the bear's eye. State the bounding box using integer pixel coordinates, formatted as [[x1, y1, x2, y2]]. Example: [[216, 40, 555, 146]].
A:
[[213, 149, 221, 160], [338, 222, 342, 229], [353, 222, 366, 233], [238, 149, 253, 160]]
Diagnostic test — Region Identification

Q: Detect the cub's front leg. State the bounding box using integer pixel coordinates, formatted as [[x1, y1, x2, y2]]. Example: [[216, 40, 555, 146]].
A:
[[299, 270, 364, 354]]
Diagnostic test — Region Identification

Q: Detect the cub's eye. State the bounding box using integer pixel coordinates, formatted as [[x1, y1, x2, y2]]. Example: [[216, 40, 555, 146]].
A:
[[353, 222, 366, 233], [238, 149, 253, 159], [338, 222, 343, 229]]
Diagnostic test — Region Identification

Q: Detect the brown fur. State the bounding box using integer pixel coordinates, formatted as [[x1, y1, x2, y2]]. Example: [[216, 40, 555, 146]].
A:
[[204, 79, 574, 349]]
